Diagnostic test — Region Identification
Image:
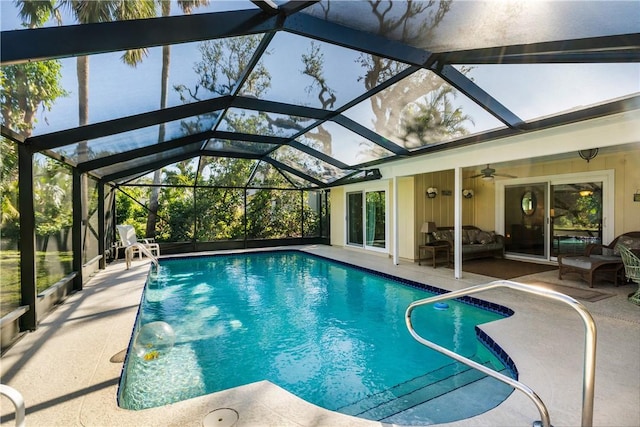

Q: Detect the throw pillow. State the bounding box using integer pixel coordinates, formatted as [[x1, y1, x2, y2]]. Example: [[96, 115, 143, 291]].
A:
[[467, 228, 480, 244], [477, 231, 494, 244]]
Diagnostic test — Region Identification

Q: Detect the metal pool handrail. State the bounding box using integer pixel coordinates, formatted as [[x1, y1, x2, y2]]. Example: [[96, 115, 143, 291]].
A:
[[0, 384, 25, 427], [405, 279, 597, 427]]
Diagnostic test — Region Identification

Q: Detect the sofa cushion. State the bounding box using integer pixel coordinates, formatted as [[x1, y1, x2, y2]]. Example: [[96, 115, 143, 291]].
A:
[[467, 228, 480, 244], [561, 256, 594, 269], [590, 255, 622, 262], [476, 231, 495, 244], [462, 242, 502, 254]]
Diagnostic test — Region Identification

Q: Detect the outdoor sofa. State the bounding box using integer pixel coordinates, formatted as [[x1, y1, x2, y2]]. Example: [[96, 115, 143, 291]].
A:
[[432, 225, 505, 262]]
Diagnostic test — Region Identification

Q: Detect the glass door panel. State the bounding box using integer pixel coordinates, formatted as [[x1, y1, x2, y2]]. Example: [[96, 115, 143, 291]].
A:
[[505, 183, 547, 257], [365, 191, 385, 248], [347, 192, 363, 246], [551, 182, 602, 257]]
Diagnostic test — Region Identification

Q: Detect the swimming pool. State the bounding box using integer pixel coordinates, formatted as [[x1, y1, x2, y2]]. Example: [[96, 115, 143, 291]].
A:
[[118, 251, 515, 425]]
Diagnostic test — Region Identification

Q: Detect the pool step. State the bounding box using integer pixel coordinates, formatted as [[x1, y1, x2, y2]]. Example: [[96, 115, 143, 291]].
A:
[[337, 360, 505, 422]]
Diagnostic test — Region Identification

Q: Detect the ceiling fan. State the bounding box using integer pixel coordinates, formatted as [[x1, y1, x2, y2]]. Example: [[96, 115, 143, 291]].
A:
[[470, 164, 517, 181]]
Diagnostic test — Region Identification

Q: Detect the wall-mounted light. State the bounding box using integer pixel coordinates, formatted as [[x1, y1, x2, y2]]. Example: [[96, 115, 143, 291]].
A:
[[462, 189, 474, 199], [426, 187, 438, 198], [578, 148, 598, 163]]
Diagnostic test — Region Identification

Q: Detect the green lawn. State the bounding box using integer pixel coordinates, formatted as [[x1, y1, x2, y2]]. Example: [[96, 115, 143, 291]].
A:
[[0, 250, 73, 318]]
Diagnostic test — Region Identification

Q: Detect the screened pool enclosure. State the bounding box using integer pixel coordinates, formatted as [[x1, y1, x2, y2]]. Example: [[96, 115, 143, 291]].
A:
[[1, 1, 638, 345]]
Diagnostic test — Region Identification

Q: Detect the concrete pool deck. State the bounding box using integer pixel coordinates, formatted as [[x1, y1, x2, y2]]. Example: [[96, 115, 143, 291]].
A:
[[1, 245, 639, 426]]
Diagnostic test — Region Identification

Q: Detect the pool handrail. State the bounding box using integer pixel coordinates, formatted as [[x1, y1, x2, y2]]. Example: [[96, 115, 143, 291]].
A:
[[125, 242, 159, 269], [0, 384, 25, 427], [405, 279, 597, 427]]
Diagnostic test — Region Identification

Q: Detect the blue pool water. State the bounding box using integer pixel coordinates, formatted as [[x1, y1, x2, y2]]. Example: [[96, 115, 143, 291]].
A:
[[118, 251, 515, 424]]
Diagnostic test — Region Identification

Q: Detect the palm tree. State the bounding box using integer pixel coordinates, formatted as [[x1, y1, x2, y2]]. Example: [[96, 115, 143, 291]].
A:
[[146, 0, 209, 239], [55, 1, 156, 158]]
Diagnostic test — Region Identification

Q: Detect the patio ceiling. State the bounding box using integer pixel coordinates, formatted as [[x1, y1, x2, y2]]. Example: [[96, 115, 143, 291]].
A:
[[2, 0, 639, 189]]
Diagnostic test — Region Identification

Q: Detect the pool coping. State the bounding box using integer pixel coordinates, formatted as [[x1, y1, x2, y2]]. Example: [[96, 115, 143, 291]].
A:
[[118, 249, 519, 419]]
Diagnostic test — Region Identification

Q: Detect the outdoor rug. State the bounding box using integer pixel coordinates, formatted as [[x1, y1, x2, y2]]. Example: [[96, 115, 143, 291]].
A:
[[523, 281, 615, 302], [460, 258, 557, 280]]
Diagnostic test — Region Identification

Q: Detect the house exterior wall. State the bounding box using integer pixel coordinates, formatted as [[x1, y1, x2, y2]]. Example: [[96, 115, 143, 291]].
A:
[[470, 149, 640, 237], [329, 109, 640, 259]]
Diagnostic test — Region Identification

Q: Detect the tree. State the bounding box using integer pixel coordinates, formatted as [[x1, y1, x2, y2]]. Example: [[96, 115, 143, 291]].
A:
[[0, 61, 67, 137], [1, 1, 68, 246], [51, 0, 156, 158], [314, 1, 470, 151], [146, 0, 210, 239], [33, 156, 73, 251]]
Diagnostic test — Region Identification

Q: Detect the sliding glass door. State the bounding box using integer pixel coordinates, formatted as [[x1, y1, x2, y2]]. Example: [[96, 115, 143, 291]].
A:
[[347, 190, 386, 251], [504, 183, 547, 258], [551, 182, 602, 257], [498, 171, 610, 262], [347, 192, 364, 246]]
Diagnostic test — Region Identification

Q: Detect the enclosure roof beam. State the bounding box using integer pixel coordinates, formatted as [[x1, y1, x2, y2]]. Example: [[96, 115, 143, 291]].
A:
[[1, 125, 26, 144], [232, 97, 333, 120], [434, 64, 526, 129], [332, 115, 411, 156], [199, 150, 261, 159], [434, 33, 640, 65], [211, 130, 290, 145], [26, 96, 233, 151], [27, 95, 332, 152], [282, 13, 432, 66], [287, 140, 349, 169], [1, 10, 280, 66], [101, 149, 202, 183], [77, 133, 211, 172], [279, 1, 320, 16], [78, 128, 293, 172], [251, 0, 280, 14], [262, 158, 326, 187]]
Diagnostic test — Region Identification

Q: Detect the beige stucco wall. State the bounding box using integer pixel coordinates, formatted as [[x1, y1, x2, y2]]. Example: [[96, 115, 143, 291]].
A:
[[329, 186, 344, 246], [415, 170, 475, 229], [328, 177, 416, 260]]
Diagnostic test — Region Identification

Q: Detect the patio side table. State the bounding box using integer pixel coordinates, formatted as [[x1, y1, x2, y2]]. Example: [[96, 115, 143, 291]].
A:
[[418, 243, 450, 268]]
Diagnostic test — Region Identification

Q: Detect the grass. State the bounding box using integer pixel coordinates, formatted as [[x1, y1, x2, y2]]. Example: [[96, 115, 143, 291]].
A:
[[0, 250, 73, 318]]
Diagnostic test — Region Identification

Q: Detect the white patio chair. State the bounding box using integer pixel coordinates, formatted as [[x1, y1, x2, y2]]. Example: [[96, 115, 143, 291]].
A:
[[116, 225, 160, 269]]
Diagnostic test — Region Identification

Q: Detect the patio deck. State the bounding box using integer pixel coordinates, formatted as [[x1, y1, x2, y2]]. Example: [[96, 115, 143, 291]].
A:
[[1, 246, 639, 427]]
